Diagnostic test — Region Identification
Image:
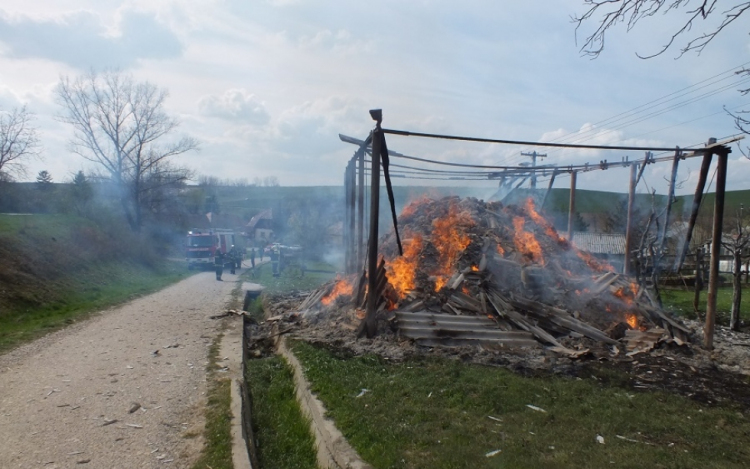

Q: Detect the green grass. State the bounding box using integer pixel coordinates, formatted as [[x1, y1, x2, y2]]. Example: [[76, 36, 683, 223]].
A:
[[246, 355, 319, 469], [0, 260, 192, 353], [0, 213, 81, 235], [661, 285, 750, 323], [242, 261, 336, 294], [291, 340, 750, 469], [191, 333, 233, 469]]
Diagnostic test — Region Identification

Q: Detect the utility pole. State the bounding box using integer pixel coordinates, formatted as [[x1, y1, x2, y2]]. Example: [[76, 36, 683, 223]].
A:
[[521, 151, 547, 189]]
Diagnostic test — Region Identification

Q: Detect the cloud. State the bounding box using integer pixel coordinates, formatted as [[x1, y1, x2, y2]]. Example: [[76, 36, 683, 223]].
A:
[[0, 8, 182, 69], [297, 29, 373, 55], [198, 89, 270, 124]]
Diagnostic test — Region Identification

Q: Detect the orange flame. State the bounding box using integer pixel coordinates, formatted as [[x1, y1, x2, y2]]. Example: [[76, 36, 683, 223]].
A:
[[321, 277, 354, 305], [575, 250, 614, 273], [471, 265, 479, 272], [513, 217, 545, 265], [524, 198, 561, 241], [400, 196, 433, 218], [386, 235, 423, 297], [430, 203, 474, 290], [496, 244, 505, 256], [626, 314, 638, 329]]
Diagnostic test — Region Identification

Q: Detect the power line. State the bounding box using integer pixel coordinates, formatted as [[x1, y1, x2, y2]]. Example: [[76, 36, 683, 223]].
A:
[[546, 61, 750, 146], [383, 128, 709, 152]]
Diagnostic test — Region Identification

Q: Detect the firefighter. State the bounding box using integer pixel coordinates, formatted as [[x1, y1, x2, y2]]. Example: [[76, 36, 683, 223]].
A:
[[214, 248, 224, 281], [228, 245, 239, 274], [271, 246, 280, 277]]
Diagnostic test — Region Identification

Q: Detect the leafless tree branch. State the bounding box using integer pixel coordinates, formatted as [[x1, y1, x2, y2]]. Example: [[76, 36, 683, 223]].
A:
[[574, 0, 749, 58], [56, 70, 199, 230], [0, 105, 42, 180]]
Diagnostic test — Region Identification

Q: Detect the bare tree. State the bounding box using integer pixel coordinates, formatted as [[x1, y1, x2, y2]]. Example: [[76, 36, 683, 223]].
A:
[[0, 106, 41, 180], [720, 206, 750, 330], [574, 1, 750, 58], [56, 70, 198, 231]]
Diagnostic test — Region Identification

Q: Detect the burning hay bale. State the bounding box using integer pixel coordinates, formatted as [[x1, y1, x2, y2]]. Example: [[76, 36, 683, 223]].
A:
[[302, 196, 690, 356]]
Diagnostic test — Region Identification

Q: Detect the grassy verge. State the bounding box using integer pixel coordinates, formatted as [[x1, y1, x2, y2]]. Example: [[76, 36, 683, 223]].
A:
[[291, 340, 750, 469], [0, 260, 192, 353], [191, 332, 233, 469], [246, 356, 319, 469], [243, 261, 336, 294], [240, 268, 319, 469], [661, 285, 750, 323]]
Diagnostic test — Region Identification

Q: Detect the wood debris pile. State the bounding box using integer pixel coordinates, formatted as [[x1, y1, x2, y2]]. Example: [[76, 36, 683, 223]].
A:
[[303, 196, 690, 356]]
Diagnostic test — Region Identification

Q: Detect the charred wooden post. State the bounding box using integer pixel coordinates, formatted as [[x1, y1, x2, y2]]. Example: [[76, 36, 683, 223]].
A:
[[705, 143, 730, 349], [360, 110, 382, 339], [567, 171, 577, 242], [541, 170, 557, 209], [357, 146, 365, 273], [657, 148, 681, 262], [343, 162, 351, 274], [693, 247, 704, 316], [674, 152, 714, 272], [624, 163, 637, 275], [347, 159, 356, 274]]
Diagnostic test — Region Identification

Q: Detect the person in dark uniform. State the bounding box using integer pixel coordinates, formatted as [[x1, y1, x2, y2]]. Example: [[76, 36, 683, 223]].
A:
[[250, 247, 256, 268], [214, 248, 224, 281], [228, 245, 237, 275]]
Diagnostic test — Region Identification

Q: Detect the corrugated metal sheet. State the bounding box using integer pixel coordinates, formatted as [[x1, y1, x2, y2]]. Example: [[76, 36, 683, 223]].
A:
[[571, 232, 626, 255], [396, 312, 538, 348]]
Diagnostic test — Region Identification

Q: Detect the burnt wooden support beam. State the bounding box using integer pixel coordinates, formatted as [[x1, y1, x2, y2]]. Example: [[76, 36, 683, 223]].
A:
[[705, 143, 730, 349], [674, 152, 713, 272], [357, 146, 365, 273], [359, 110, 383, 339], [567, 171, 577, 242], [624, 164, 637, 275]]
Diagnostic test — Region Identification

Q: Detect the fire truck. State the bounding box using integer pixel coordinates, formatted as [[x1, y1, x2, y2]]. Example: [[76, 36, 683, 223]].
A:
[[185, 228, 236, 270]]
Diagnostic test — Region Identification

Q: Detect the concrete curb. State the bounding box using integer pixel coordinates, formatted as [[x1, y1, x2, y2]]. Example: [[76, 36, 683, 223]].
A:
[[219, 318, 255, 469], [276, 336, 373, 469]]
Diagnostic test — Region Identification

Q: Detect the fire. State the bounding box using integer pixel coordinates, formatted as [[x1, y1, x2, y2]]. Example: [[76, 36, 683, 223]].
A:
[[471, 265, 479, 272], [430, 203, 474, 291], [513, 217, 545, 265], [613, 287, 634, 306], [626, 313, 638, 329], [575, 250, 614, 273], [321, 277, 354, 306], [524, 198, 561, 242], [400, 196, 433, 218], [386, 234, 423, 297], [496, 244, 505, 256]]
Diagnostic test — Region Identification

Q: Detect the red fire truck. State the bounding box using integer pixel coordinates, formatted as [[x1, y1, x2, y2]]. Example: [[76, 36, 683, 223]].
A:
[[185, 228, 236, 270]]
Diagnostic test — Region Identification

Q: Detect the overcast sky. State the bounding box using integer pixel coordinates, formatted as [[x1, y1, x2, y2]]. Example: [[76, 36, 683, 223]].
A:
[[1, 0, 749, 196]]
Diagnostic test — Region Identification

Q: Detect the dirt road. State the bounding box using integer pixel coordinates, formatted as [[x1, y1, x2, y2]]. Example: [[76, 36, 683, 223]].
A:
[[0, 270, 237, 468]]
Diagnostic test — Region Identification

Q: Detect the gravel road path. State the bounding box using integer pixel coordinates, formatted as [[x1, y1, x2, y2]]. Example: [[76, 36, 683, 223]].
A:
[[0, 270, 237, 469]]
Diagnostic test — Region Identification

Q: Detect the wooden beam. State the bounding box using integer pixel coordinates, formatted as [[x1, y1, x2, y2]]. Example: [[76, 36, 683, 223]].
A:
[[567, 171, 577, 242], [674, 152, 713, 272], [658, 148, 681, 253], [360, 120, 382, 339], [347, 160, 356, 273], [624, 164, 637, 275], [357, 147, 365, 273], [541, 170, 557, 209], [343, 162, 351, 274], [705, 146, 729, 350]]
